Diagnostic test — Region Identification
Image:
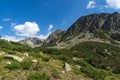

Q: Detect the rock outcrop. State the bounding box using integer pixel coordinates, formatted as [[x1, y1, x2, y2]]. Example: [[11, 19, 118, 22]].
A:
[[4, 55, 23, 62], [63, 63, 72, 71]]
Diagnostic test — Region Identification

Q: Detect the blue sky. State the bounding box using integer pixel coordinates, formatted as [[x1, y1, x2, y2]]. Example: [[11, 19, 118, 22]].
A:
[[0, 0, 120, 41]]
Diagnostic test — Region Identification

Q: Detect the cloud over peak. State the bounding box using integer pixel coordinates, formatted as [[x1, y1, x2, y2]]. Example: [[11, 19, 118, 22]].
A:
[[38, 24, 54, 39], [48, 24, 54, 31], [87, 0, 96, 9], [14, 22, 40, 37]]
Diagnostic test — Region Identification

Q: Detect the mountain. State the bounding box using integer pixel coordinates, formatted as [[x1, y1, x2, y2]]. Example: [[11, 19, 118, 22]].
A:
[[20, 12, 120, 48], [19, 37, 44, 48], [43, 29, 65, 46], [1, 12, 120, 79], [44, 12, 120, 48]]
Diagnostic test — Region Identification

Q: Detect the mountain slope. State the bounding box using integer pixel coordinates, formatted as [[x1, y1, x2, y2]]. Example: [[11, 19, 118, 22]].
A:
[[1, 35, 120, 79], [19, 12, 120, 49], [0, 39, 92, 80], [44, 12, 120, 48], [43, 29, 64, 46]]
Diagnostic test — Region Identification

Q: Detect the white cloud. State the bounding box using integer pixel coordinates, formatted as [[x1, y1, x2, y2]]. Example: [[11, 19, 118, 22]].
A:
[[48, 24, 53, 31], [37, 24, 54, 39], [14, 22, 40, 37], [87, 0, 96, 9], [105, 0, 120, 9], [37, 32, 51, 40], [0, 26, 3, 29], [1, 22, 54, 41], [3, 18, 12, 22], [1, 35, 24, 42]]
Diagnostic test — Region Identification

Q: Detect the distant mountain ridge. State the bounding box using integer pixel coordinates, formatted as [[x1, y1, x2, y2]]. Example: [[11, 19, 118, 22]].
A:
[[20, 12, 120, 48], [19, 37, 44, 48]]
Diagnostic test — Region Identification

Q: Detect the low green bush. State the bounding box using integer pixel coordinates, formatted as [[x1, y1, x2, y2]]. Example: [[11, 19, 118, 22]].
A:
[[8, 50, 17, 54], [79, 60, 106, 80], [53, 55, 73, 64], [0, 57, 2, 62], [28, 72, 50, 80], [52, 70, 61, 79], [21, 60, 33, 70], [41, 56, 50, 62], [5, 61, 21, 70], [29, 52, 42, 58]]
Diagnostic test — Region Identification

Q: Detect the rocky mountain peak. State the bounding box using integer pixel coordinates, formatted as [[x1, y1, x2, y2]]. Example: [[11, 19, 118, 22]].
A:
[[20, 37, 44, 48]]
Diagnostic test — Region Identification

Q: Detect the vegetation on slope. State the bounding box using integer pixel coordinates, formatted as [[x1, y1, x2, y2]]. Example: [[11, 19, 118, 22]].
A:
[[0, 39, 120, 80], [71, 41, 120, 74]]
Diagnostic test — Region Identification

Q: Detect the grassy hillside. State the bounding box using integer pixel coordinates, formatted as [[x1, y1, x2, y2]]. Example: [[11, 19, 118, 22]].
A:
[[0, 39, 120, 80], [30, 41, 120, 80], [0, 39, 89, 80], [71, 41, 120, 73]]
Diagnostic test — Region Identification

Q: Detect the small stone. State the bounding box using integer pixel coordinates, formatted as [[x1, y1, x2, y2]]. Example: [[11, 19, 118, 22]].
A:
[[6, 62, 11, 64], [61, 71, 65, 74], [32, 59, 38, 63], [76, 65, 81, 68], [105, 49, 108, 53], [107, 52, 111, 55], [24, 53, 29, 57], [63, 63, 72, 71], [40, 52, 43, 55]]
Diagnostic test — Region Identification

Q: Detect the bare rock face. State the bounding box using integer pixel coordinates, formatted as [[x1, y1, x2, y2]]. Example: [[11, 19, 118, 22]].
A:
[[63, 63, 72, 71], [23, 53, 29, 57]]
